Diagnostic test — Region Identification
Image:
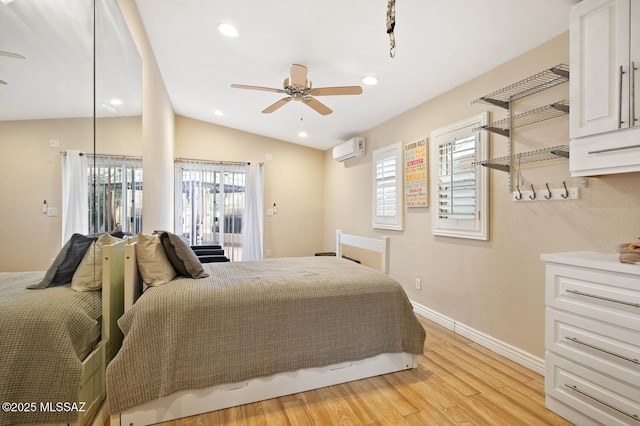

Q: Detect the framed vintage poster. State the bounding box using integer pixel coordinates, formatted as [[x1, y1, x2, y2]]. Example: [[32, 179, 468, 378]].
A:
[[404, 138, 428, 207]]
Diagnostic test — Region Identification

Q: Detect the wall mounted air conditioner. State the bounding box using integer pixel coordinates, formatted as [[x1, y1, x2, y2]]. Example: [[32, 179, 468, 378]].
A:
[[332, 137, 365, 162]]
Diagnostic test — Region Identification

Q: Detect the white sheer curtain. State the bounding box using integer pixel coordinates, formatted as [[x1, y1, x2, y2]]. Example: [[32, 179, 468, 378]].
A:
[[242, 162, 264, 261], [61, 150, 88, 244]]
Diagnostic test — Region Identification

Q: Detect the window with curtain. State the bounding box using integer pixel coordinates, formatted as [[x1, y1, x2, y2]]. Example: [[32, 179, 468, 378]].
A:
[[372, 142, 403, 230], [88, 155, 143, 236], [174, 160, 246, 261], [431, 112, 489, 240]]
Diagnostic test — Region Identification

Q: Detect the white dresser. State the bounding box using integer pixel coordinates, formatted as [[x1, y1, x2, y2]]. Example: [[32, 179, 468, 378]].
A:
[[541, 252, 640, 425]]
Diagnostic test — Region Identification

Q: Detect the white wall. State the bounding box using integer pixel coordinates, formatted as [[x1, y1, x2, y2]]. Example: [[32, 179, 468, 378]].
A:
[[118, 0, 175, 233]]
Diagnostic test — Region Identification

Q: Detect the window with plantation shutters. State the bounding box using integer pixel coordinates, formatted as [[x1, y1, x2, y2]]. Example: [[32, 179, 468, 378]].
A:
[[437, 135, 476, 220], [372, 142, 403, 230], [431, 113, 489, 240]]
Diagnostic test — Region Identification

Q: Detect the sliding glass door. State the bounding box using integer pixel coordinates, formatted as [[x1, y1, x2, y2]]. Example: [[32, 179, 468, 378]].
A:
[[175, 161, 245, 261]]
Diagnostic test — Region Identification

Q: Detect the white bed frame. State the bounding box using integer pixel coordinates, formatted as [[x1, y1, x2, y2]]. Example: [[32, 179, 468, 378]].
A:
[[110, 230, 415, 426], [49, 239, 126, 426]]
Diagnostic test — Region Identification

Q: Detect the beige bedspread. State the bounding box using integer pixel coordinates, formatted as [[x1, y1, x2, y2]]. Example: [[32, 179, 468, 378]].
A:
[[107, 256, 425, 414], [0, 271, 102, 426]]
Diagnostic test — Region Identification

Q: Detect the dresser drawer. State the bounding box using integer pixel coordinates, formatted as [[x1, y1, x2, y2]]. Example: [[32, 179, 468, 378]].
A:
[[546, 308, 640, 386], [546, 352, 640, 426], [546, 263, 640, 330]]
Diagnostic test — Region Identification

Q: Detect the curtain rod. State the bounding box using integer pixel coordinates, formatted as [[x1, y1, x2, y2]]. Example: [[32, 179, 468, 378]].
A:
[[175, 158, 263, 166], [60, 151, 142, 161]]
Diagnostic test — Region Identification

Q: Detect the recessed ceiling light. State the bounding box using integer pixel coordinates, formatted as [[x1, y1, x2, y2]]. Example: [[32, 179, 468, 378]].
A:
[[217, 23, 239, 38], [298, 131, 308, 138], [361, 76, 379, 86], [109, 99, 123, 105], [214, 110, 224, 116]]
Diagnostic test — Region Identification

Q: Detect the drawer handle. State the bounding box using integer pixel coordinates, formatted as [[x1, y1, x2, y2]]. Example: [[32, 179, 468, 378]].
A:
[[565, 384, 640, 422], [588, 143, 640, 155], [565, 336, 640, 365], [566, 289, 640, 308], [633, 61, 637, 126], [619, 65, 625, 128]]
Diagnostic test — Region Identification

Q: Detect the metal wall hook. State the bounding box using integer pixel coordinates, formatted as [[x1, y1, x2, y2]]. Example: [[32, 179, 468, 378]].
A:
[[529, 184, 536, 200], [515, 185, 522, 200], [545, 183, 552, 199], [561, 181, 569, 198]]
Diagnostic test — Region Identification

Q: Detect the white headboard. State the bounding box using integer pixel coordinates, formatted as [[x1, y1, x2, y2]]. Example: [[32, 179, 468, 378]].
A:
[[335, 229, 390, 274]]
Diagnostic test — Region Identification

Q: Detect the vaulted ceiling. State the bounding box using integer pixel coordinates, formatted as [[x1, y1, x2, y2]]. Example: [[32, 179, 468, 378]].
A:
[[135, 0, 578, 150]]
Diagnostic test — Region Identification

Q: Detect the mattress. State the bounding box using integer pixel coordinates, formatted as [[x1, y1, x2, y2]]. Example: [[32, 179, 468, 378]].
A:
[[107, 256, 426, 414], [0, 271, 103, 426]]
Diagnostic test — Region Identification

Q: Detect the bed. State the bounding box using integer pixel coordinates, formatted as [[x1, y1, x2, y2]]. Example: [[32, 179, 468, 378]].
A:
[[107, 230, 426, 426], [0, 238, 126, 426]]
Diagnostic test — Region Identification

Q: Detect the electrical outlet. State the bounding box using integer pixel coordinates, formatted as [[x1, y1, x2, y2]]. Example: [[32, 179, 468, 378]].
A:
[[266, 249, 271, 257], [415, 278, 421, 290]]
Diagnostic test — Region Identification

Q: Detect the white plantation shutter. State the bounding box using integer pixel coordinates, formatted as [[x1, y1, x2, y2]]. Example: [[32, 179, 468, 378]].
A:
[[437, 135, 476, 221], [373, 142, 403, 230], [431, 113, 489, 240]]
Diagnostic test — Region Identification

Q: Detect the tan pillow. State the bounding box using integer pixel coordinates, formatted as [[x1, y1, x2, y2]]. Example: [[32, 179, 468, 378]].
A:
[[135, 232, 177, 286], [71, 233, 118, 292]]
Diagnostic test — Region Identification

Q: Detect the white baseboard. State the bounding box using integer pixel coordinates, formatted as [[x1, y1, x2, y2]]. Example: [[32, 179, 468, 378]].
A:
[[411, 301, 545, 376]]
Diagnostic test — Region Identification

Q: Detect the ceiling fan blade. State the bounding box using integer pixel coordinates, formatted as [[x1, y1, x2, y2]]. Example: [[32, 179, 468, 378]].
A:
[[0, 51, 25, 59], [231, 84, 286, 94], [262, 97, 292, 114], [0, 79, 6, 85], [303, 96, 332, 115], [290, 64, 307, 88], [308, 86, 363, 96]]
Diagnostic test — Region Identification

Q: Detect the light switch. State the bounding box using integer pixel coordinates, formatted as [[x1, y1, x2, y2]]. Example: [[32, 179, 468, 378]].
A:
[[47, 207, 58, 217]]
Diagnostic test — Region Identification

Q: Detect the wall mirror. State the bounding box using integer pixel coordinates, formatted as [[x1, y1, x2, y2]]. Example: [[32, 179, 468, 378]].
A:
[[0, 0, 142, 270], [0, 0, 141, 421]]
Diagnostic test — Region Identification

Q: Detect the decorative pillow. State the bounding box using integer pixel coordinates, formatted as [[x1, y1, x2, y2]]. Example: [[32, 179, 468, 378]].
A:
[[160, 231, 208, 279], [27, 233, 95, 289], [135, 232, 177, 286], [71, 233, 119, 292]]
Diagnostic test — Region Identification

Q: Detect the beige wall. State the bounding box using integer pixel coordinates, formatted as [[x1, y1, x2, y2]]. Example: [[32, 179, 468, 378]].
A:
[[0, 116, 141, 271], [175, 116, 325, 257], [322, 32, 640, 358], [0, 118, 91, 270]]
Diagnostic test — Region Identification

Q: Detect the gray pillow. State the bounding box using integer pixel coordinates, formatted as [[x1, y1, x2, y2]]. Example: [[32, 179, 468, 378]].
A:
[[28, 233, 95, 289], [160, 231, 208, 279]]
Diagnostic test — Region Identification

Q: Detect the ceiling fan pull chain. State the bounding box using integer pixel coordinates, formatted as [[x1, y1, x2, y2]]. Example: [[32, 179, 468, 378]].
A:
[[386, 0, 396, 58]]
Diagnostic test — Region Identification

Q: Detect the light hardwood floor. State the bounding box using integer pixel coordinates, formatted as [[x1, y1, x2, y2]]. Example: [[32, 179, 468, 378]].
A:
[[156, 316, 572, 425]]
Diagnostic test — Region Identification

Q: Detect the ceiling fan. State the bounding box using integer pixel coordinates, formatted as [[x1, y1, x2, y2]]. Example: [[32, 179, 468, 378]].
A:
[[0, 50, 25, 85], [231, 64, 362, 115]]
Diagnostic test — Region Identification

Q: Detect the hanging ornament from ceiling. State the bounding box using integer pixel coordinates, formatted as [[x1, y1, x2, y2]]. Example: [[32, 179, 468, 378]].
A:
[[386, 0, 396, 57]]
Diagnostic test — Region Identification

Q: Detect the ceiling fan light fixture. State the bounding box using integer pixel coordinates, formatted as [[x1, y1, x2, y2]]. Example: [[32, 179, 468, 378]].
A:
[[361, 76, 379, 86], [217, 23, 239, 38]]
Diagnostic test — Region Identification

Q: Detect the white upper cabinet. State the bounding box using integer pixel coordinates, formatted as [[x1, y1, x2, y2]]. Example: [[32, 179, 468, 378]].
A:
[[570, 0, 640, 176]]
